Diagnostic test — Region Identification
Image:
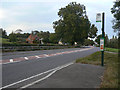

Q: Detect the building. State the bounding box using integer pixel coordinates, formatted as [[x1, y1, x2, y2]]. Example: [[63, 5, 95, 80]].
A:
[[26, 34, 40, 44]]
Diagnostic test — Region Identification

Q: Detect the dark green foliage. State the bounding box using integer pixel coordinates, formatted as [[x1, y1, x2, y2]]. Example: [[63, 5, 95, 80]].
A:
[[49, 33, 58, 43], [37, 31, 50, 43], [9, 32, 17, 42], [53, 2, 91, 45], [88, 24, 98, 38], [95, 34, 102, 45], [0, 28, 8, 38], [108, 36, 118, 48], [95, 34, 118, 49], [84, 39, 94, 46], [16, 33, 30, 43], [111, 1, 120, 32]]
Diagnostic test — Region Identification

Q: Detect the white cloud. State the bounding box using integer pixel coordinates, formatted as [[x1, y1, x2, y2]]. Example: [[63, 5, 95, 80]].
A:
[[1, 0, 116, 3], [0, 8, 7, 20], [1, 0, 117, 38], [5, 23, 54, 35]]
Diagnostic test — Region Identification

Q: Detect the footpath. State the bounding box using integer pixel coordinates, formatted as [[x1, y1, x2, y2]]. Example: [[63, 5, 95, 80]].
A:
[[29, 63, 104, 88]]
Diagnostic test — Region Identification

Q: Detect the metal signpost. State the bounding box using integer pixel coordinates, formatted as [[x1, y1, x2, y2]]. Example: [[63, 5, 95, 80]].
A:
[[96, 12, 105, 66]]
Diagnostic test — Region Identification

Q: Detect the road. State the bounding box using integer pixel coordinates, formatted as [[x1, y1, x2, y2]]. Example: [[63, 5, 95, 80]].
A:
[[2, 46, 99, 89]]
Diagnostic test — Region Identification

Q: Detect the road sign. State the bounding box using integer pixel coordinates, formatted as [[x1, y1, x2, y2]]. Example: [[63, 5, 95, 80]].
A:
[[100, 38, 104, 51], [96, 13, 101, 22]]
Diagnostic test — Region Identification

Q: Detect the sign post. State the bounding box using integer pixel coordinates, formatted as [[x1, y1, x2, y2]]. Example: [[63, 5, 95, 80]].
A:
[[96, 12, 105, 66], [101, 12, 105, 66]]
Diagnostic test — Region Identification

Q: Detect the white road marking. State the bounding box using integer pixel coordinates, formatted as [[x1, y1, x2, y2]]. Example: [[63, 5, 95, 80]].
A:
[[1, 62, 74, 89], [21, 62, 74, 88], [10, 59, 13, 62], [2, 47, 94, 65], [3, 60, 22, 65], [35, 56, 41, 58], [24, 57, 28, 60], [21, 70, 57, 88], [43, 54, 49, 57]]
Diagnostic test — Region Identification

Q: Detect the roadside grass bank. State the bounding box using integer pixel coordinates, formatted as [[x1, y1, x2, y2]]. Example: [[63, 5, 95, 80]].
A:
[[76, 51, 118, 88], [105, 47, 119, 53]]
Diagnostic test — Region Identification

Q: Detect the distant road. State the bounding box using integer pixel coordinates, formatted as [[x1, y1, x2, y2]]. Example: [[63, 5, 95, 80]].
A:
[[2, 46, 99, 88]]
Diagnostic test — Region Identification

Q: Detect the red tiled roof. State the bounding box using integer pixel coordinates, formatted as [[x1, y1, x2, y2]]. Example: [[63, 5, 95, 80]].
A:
[[26, 34, 39, 43]]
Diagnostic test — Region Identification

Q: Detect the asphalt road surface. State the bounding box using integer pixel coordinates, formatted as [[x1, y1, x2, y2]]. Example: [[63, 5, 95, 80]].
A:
[[2, 46, 99, 89]]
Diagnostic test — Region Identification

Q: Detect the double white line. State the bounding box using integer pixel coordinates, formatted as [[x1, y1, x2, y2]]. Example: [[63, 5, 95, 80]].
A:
[[1, 62, 74, 89]]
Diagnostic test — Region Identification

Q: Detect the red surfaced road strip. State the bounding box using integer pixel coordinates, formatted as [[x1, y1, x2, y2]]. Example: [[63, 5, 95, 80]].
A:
[[1, 48, 93, 64]]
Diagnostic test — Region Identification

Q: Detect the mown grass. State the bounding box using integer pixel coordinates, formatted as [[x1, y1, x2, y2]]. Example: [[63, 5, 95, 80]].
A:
[[0, 37, 12, 44], [76, 51, 118, 88], [105, 47, 118, 53]]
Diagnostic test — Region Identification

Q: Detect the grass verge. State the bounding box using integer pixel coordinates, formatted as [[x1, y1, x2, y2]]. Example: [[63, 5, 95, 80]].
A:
[[105, 47, 118, 53], [76, 51, 118, 88]]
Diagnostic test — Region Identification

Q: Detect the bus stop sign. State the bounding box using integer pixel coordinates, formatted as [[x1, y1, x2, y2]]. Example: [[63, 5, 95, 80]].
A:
[[100, 38, 104, 51]]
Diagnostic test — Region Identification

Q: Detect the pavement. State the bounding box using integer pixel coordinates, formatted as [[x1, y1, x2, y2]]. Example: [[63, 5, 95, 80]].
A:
[[25, 63, 104, 88]]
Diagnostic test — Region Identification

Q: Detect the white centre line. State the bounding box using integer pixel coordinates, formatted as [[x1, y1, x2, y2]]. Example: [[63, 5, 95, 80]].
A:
[[24, 57, 28, 60], [9, 59, 13, 62], [35, 56, 41, 58]]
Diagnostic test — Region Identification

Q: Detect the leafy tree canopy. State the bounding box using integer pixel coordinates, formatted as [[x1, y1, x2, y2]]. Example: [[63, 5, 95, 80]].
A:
[[88, 24, 98, 38], [0, 28, 8, 38], [84, 39, 94, 46], [53, 2, 91, 45], [111, 1, 120, 32], [9, 32, 17, 42]]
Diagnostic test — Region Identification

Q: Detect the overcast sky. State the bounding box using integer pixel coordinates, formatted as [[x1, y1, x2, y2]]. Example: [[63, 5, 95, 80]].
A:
[[0, 0, 117, 39]]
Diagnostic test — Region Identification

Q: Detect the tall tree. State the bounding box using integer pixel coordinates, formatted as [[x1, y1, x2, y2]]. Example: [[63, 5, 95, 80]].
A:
[[111, 1, 120, 32], [49, 33, 58, 43], [109, 35, 118, 48], [84, 39, 94, 46], [9, 32, 17, 42], [37, 31, 50, 43], [95, 34, 102, 45], [88, 24, 98, 38], [0, 28, 7, 38], [53, 2, 91, 45]]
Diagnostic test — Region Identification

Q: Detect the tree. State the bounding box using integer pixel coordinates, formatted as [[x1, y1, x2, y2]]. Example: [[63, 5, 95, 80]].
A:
[[95, 34, 109, 47], [53, 2, 91, 45], [9, 32, 17, 42], [108, 35, 118, 48], [37, 31, 50, 43], [0, 28, 8, 38], [32, 30, 39, 35], [111, 1, 120, 32], [95, 34, 102, 45], [84, 39, 94, 46], [105, 34, 109, 47], [88, 24, 98, 38], [49, 33, 58, 43]]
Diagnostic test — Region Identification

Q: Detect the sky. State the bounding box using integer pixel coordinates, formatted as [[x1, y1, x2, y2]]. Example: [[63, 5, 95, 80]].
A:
[[0, 0, 117, 39]]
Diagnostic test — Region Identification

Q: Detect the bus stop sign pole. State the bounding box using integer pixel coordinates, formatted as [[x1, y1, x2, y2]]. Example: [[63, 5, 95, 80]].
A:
[[101, 12, 105, 66]]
